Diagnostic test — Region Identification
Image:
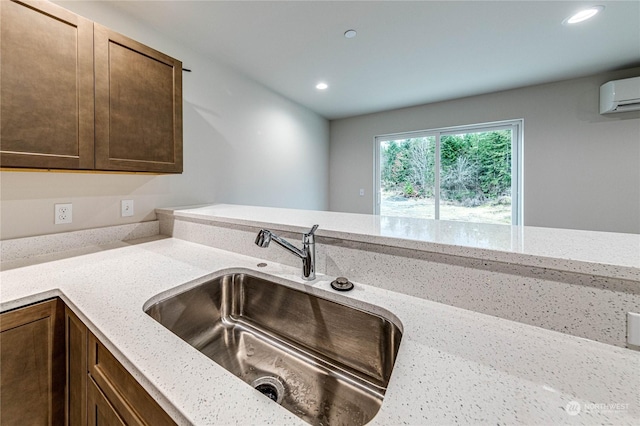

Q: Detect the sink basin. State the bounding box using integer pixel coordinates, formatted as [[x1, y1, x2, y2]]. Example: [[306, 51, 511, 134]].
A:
[[145, 272, 402, 425]]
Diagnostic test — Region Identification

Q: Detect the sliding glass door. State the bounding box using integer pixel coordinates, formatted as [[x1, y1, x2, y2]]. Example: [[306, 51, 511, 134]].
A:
[[376, 120, 521, 225]]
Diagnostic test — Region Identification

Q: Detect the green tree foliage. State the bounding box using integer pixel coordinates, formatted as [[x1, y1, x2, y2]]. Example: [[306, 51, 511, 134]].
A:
[[381, 138, 436, 197], [440, 134, 466, 170], [476, 131, 511, 199], [381, 140, 410, 190], [380, 130, 511, 204]]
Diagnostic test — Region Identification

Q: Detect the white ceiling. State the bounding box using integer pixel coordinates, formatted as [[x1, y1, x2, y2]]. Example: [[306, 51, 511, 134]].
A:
[[105, 0, 640, 119]]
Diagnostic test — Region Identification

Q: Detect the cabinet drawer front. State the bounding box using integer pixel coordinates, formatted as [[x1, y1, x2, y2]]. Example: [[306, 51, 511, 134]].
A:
[[88, 333, 176, 426]]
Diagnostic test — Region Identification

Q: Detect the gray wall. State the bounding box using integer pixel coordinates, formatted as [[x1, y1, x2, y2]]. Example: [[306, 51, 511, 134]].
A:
[[0, 1, 330, 240], [329, 68, 640, 234]]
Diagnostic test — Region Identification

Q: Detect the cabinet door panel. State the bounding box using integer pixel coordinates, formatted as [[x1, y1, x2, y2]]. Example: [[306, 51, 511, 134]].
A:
[[1, 318, 50, 424], [88, 333, 176, 426], [0, 299, 65, 426], [66, 307, 87, 426], [94, 24, 183, 173], [87, 377, 126, 426], [0, 0, 94, 169]]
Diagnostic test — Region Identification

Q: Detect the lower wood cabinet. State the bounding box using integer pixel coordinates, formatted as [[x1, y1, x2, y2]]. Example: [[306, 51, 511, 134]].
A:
[[87, 332, 176, 426], [1, 299, 175, 425], [66, 306, 88, 426], [87, 377, 126, 426], [0, 299, 65, 426]]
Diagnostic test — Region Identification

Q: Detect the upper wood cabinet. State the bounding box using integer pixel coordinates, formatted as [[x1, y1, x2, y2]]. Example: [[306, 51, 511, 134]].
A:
[[0, 0, 183, 173], [0, 0, 95, 169], [94, 24, 183, 173]]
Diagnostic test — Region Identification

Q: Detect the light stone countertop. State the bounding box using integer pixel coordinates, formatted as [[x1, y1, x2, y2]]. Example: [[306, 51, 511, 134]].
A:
[[157, 204, 640, 281], [1, 238, 638, 425]]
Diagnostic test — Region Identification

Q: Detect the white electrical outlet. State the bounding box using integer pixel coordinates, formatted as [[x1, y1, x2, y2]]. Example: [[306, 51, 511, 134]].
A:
[[121, 199, 134, 217], [359, 188, 365, 196], [54, 203, 72, 224]]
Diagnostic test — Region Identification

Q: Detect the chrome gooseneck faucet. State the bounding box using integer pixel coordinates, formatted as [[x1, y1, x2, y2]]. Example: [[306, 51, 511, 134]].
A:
[[255, 225, 319, 280]]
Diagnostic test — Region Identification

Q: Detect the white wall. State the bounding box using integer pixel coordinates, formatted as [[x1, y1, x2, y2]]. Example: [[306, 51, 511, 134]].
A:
[[329, 68, 640, 234], [1, 1, 329, 240]]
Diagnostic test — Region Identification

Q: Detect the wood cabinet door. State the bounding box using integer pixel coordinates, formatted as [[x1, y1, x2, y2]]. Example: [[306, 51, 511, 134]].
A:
[[87, 378, 126, 426], [0, 0, 94, 169], [0, 299, 65, 425], [94, 24, 183, 173], [88, 333, 176, 426], [66, 307, 88, 426]]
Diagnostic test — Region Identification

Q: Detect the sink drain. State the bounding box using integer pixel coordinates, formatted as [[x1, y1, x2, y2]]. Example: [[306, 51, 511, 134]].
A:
[[251, 376, 285, 404]]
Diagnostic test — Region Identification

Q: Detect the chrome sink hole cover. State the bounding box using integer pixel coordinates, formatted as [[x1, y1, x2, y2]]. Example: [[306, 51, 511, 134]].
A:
[[251, 376, 285, 404], [145, 272, 402, 426], [331, 276, 354, 291]]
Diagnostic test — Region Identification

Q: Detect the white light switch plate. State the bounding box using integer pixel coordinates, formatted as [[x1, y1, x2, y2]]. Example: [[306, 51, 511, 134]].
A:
[[121, 199, 134, 217]]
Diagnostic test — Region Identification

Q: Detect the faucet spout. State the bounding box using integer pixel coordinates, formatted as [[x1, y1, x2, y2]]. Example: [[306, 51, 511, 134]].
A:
[[254, 225, 319, 280], [255, 229, 273, 248]]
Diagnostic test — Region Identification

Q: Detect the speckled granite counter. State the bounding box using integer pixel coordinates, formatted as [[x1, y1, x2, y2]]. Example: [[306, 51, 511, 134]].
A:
[[158, 204, 640, 281], [1, 237, 638, 425]]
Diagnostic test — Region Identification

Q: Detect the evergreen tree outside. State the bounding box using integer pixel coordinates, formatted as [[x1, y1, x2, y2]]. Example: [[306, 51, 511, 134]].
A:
[[379, 130, 513, 224]]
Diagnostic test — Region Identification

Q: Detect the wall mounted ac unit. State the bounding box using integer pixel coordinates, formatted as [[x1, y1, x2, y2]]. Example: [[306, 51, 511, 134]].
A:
[[600, 76, 640, 114]]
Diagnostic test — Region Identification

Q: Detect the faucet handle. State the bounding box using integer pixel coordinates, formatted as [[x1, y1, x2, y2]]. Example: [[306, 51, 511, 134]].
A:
[[306, 224, 319, 236]]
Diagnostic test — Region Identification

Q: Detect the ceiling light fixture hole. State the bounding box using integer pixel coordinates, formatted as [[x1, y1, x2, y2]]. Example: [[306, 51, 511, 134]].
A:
[[344, 29, 357, 39]]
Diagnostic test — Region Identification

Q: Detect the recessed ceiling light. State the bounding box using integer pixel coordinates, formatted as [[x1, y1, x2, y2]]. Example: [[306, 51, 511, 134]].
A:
[[344, 29, 357, 39], [563, 5, 604, 25], [316, 82, 328, 90]]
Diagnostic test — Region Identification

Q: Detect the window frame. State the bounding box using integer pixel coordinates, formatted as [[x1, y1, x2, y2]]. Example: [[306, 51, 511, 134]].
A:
[[374, 119, 523, 225]]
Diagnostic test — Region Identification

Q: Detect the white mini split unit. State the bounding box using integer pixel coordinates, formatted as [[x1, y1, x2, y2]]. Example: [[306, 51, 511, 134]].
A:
[[600, 76, 640, 114]]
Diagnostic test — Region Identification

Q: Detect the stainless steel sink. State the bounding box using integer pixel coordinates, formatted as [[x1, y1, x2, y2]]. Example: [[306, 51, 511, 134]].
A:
[[145, 272, 402, 425]]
